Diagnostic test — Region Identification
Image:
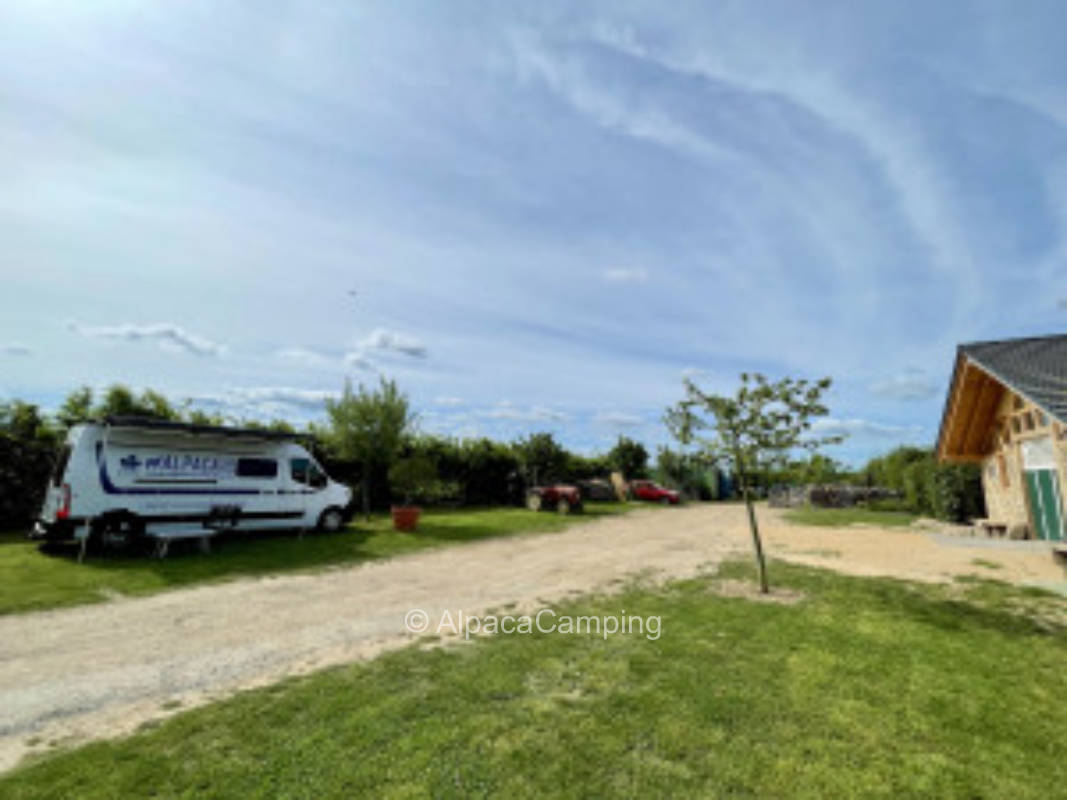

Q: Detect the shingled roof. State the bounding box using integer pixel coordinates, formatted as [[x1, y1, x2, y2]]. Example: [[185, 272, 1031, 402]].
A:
[[937, 334, 1067, 462], [959, 335, 1067, 424]]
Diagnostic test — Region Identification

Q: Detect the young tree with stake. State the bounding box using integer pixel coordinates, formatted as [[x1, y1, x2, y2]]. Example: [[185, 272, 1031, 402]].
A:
[[665, 373, 842, 593], [325, 377, 413, 521]]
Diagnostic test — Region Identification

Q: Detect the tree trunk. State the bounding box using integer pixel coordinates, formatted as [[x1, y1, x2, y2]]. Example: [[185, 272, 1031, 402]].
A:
[[361, 475, 370, 522], [737, 462, 769, 593]]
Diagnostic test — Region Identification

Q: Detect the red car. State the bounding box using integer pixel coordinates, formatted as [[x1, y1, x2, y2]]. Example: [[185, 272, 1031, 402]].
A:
[[630, 480, 680, 505]]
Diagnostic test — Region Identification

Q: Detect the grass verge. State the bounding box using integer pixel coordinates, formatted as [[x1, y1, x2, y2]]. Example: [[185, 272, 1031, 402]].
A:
[[3, 561, 1067, 797], [0, 502, 637, 616], [783, 506, 917, 528]]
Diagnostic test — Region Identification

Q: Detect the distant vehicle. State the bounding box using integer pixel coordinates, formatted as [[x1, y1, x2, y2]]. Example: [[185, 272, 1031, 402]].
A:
[[630, 480, 680, 505], [33, 417, 352, 558], [526, 484, 582, 513], [577, 478, 617, 501]]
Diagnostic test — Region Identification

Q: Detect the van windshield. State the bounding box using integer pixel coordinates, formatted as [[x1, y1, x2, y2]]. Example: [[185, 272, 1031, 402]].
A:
[[50, 446, 71, 487], [291, 457, 327, 489]]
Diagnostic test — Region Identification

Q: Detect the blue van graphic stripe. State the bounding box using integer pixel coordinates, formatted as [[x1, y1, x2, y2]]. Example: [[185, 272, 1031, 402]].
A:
[[96, 443, 260, 496]]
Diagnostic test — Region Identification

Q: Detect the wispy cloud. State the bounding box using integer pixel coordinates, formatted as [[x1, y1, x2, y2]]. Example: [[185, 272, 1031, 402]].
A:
[[344, 352, 377, 372], [594, 410, 643, 427], [478, 402, 568, 422], [357, 328, 427, 358], [275, 347, 335, 368], [434, 396, 465, 407], [189, 386, 337, 417], [339, 327, 428, 373], [811, 417, 923, 440], [0, 343, 31, 356], [869, 369, 938, 401], [602, 267, 649, 284], [68, 321, 223, 357], [234, 387, 337, 409]]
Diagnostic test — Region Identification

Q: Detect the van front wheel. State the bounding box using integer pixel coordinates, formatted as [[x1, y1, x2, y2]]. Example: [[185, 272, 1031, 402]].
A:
[[318, 507, 345, 533]]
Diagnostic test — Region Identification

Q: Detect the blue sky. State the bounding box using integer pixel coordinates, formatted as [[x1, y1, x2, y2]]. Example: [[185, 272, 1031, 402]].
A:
[[3, 1, 1067, 464]]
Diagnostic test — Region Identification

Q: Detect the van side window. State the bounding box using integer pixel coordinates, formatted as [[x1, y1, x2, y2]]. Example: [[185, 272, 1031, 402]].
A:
[[308, 463, 327, 490], [236, 458, 278, 479], [51, 446, 72, 487], [290, 458, 310, 484]]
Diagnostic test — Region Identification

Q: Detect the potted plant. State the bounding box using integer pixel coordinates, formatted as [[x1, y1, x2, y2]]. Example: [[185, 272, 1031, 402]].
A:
[[388, 455, 438, 531]]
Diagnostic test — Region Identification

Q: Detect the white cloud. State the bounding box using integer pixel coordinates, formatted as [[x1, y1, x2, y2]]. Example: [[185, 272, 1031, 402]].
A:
[[0, 343, 31, 356], [276, 347, 334, 368], [434, 396, 465, 407], [357, 328, 427, 358], [811, 417, 923, 440], [869, 369, 938, 401], [340, 327, 426, 372], [594, 411, 643, 427], [68, 321, 223, 357], [602, 267, 649, 284]]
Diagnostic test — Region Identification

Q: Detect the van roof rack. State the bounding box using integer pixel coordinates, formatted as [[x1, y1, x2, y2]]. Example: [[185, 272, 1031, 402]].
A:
[[102, 416, 304, 442]]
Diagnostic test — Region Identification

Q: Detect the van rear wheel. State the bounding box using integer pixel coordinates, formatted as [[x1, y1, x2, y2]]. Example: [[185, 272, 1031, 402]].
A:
[[318, 507, 344, 533]]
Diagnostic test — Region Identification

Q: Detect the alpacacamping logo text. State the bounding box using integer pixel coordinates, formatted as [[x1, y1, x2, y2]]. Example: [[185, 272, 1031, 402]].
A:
[[404, 608, 662, 641]]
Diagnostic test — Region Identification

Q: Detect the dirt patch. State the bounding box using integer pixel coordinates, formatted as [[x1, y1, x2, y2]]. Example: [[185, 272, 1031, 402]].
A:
[[710, 579, 805, 605]]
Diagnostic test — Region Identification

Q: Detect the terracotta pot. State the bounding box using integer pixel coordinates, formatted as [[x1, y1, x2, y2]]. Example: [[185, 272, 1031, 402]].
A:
[[391, 506, 421, 531]]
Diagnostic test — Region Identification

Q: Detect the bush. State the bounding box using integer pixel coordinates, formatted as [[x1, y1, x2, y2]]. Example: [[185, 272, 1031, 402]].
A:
[[656, 447, 719, 500], [861, 446, 984, 523], [0, 433, 56, 529]]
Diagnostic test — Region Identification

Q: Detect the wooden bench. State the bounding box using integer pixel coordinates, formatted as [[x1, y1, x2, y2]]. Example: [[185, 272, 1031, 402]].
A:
[[149, 530, 214, 559], [973, 519, 1009, 538]]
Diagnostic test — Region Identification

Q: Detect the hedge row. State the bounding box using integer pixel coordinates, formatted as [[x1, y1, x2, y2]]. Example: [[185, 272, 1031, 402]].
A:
[[862, 446, 985, 523]]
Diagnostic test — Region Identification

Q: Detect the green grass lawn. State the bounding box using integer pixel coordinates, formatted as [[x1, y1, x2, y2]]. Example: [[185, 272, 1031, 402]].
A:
[[4, 560, 1067, 798], [0, 502, 635, 616], [783, 506, 918, 528]]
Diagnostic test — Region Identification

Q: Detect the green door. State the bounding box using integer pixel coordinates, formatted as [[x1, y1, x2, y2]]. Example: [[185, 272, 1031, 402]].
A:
[[1024, 469, 1065, 541]]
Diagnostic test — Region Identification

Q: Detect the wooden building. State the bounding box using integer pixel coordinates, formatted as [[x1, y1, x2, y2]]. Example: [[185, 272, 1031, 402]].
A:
[[936, 335, 1067, 541]]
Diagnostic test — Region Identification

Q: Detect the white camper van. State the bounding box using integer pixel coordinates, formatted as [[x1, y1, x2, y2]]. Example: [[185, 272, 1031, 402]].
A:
[[33, 417, 352, 557]]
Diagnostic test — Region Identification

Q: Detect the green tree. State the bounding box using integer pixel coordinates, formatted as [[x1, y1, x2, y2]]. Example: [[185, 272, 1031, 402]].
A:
[[388, 455, 440, 506], [655, 446, 717, 499], [666, 373, 841, 593], [512, 433, 568, 486], [793, 453, 845, 485], [325, 377, 413, 520], [57, 386, 93, 429], [607, 435, 649, 479], [185, 408, 226, 426], [92, 384, 180, 420], [0, 400, 55, 444]]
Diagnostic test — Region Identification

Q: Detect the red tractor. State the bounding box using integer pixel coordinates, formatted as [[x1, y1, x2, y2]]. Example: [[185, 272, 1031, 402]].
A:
[[526, 484, 583, 514]]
